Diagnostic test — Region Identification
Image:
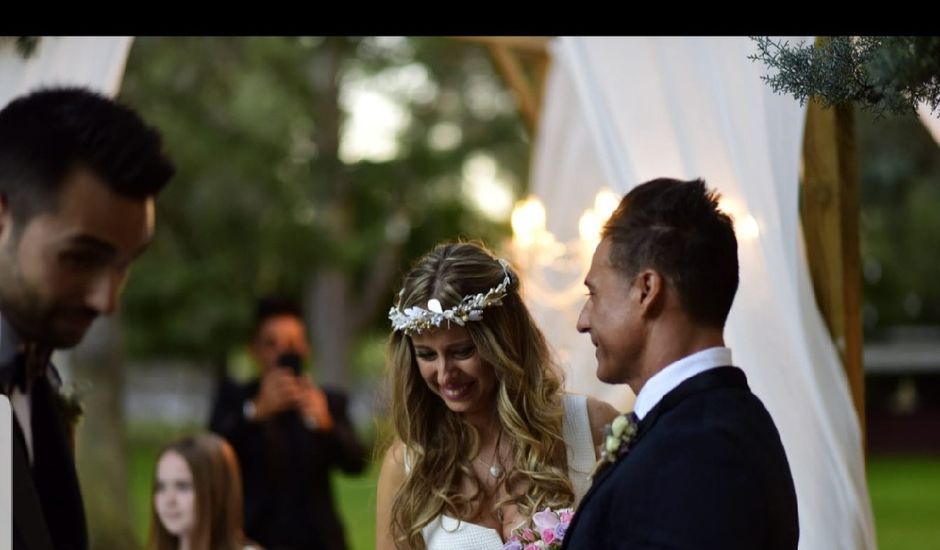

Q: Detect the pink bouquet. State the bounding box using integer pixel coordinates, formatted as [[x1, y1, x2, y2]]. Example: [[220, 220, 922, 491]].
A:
[[502, 507, 574, 550]]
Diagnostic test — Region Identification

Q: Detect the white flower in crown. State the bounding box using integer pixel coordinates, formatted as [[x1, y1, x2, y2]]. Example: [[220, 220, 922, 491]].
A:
[[388, 259, 512, 334]]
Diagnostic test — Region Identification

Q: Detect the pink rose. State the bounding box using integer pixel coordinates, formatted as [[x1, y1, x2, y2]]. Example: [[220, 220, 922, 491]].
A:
[[542, 528, 556, 543], [559, 509, 574, 524], [521, 528, 536, 542], [532, 508, 560, 532]]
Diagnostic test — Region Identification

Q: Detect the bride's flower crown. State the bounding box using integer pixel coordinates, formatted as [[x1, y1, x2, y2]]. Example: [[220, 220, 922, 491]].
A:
[[388, 259, 513, 334]]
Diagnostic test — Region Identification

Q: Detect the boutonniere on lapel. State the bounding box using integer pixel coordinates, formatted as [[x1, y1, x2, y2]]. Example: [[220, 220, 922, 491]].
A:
[[591, 412, 639, 479], [52, 381, 87, 449]]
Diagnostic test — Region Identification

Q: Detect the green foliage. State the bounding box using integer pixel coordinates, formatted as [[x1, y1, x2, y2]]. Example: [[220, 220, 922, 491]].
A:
[[751, 36, 940, 332], [751, 37, 940, 117], [118, 37, 527, 362], [0, 36, 40, 58], [856, 108, 940, 332]]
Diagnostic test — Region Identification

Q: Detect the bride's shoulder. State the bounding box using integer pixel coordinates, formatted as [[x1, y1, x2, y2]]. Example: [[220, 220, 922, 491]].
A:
[[379, 438, 407, 470], [561, 392, 618, 419], [566, 393, 620, 447], [378, 437, 411, 480]]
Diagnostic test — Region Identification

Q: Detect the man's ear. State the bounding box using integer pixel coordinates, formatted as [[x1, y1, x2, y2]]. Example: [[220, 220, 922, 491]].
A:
[[634, 268, 666, 317]]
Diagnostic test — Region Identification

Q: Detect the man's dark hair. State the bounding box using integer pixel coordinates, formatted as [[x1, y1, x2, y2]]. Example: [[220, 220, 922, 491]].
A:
[[253, 295, 304, 336], [602, 178, 739, 328], [0, 86, 175, 226]]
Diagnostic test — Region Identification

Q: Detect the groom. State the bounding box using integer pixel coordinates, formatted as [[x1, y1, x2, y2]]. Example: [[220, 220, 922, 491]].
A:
[[0, 87, 174, 550], [563, 178, 798, 549]]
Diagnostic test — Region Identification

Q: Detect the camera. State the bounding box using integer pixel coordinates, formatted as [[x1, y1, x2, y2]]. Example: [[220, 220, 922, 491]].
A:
[[276, 351, 303, 376]]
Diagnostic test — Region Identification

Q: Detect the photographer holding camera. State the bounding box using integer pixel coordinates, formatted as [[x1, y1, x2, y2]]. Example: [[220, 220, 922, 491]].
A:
[[210, 296, 366, 550]]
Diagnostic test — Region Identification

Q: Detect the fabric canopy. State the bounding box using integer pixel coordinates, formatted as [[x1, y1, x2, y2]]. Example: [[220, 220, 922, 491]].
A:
[[526, 37, 876, 549], [0, 37, 132, 107]]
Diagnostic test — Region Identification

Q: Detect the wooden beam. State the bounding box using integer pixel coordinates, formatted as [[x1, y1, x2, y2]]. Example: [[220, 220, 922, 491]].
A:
[[801, 100, 866, 446], [454, 36, 551, 137], [452, 36, 550, 54], [487, 43, 541, 134]]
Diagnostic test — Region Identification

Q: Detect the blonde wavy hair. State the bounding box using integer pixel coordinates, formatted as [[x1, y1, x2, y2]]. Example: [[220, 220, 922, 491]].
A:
[[386, 241, 573, 549]]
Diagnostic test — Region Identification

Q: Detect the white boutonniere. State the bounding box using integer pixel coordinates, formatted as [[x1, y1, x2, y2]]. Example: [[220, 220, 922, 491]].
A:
[[591, 412, 639, 479]]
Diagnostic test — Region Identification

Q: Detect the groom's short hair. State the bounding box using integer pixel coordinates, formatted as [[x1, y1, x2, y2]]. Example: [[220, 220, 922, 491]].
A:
[[0, 87, 175, 229], [603, 178, 739, 328]]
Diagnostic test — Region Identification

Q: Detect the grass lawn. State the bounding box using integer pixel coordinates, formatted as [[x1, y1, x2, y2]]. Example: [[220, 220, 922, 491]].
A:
[[867, 455, 940, 549]]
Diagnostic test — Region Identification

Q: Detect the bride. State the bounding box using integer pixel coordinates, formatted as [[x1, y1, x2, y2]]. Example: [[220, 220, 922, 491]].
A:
[[375, 242, 617, 549]]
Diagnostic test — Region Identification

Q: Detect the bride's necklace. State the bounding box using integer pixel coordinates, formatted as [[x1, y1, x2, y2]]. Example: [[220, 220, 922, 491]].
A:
[[475, 428, 506, 480]]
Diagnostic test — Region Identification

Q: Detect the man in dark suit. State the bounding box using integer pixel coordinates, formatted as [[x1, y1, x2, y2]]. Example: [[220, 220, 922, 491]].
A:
[[564, 178, 798, 549], [0, 87, 175, 550], [210, 297, 366, 550]]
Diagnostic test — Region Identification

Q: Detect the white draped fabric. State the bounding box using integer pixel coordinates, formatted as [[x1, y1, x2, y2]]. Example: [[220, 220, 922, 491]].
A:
[[527, 37, 876, 550], [918, 103, 940, 146], [0, 37, 132, 107]]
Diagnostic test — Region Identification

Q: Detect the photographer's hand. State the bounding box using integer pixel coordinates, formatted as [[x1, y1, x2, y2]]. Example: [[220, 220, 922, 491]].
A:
[[296, 378, 334, 431], [252, 368, 301, 421]]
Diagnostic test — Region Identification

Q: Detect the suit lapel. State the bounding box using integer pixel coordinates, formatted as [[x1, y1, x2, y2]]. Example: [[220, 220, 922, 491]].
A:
[[564, 444, 629, 545], [11, 409, 56, 550], [566, 367, 749, 545], [31, 377, 87, 550], [572, 437, 628, 515]]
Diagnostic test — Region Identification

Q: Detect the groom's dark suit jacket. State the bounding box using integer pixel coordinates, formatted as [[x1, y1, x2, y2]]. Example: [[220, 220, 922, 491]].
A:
[[563, 367, 798, 549], [0, 347, 87, 550]]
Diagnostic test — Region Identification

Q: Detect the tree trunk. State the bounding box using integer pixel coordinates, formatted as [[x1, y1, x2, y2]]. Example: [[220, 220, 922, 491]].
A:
[[307, 269, 349, 388], [69, 315, 135, 548], [302, 38, 407, 389], [305, 38, 353, 389]]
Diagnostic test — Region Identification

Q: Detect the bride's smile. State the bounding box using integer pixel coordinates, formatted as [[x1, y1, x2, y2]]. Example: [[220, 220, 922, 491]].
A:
[[411, 325, 498, 415]]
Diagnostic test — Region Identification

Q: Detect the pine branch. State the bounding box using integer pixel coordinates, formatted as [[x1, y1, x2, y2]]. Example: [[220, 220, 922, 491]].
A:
[[749, 36, 940, 118]]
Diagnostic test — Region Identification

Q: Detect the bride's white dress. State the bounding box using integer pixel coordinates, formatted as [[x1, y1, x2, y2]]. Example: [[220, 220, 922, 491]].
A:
[[405, 394, 597, 549]]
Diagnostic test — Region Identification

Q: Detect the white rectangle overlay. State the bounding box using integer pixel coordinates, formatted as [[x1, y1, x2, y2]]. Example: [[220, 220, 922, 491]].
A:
[[1, 395, 10, 550]]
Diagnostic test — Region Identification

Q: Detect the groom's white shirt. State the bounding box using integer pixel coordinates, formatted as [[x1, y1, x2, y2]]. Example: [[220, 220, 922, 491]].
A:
[[0, 313, 33, 463], [633, 346, 733, 420]]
